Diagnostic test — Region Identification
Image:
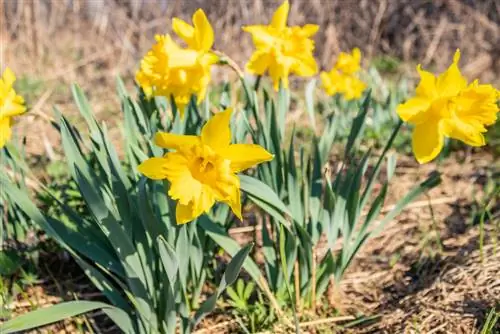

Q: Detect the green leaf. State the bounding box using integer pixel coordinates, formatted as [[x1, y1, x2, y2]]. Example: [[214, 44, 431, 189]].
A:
[[240, 175, 291, 217], [0, 250, 21, 276], [374, 171, 441, 234], [0, 301, 123, 334], [305, 79, 317, 131], [198, 217, 262, 285], [192, 244, 253, 327], [279, 225, 300, 333], [157, 236, 179, 285], [344, 91, 370, 158]]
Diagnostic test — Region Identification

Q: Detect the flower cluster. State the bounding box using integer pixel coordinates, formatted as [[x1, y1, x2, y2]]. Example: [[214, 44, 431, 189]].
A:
[[138, 109, 273, 224], [397, 50, 499, 163], [243, 0, 319, 90], [136, 9, 218, 116], [320, 48, 366, 101], [0, 67, 26, 148]]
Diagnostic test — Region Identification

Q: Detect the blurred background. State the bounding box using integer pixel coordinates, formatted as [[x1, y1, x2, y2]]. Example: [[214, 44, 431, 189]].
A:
[[2, 0, 500, 155]]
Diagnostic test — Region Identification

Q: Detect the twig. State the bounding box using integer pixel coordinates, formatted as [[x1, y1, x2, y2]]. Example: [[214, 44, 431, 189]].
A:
[[299, 315, 356, 327], [294, 260, 301, 313]]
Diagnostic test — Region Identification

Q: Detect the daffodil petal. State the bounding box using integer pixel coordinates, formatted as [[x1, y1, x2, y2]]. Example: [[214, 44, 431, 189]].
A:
[[301, 24, 319, 37], [220, 144, 274, 173], [271, 0, 289, 30], [225, 185, 242, 221], [201, 108, 232, 151], [154, 132, 199, 150], [137, 157, 170, 180], [246, 49, 271, 75], [412, 121, 444, 164], [414, 65, 438, 99], [175, 186, 215, 224], [436, 49, 467, 97], [193, 9, 214, 51], [0, 116, 12, 148], [441, 118, 485, 147], [172, 17, 195, 46], [2, 67, 16, 87], [396, 97, 431, 123], [176, 202, 194, 224]]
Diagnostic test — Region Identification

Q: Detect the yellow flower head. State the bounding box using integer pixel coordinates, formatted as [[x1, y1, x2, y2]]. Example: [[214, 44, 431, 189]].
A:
[[172, 9, 214, 52], [334, 48, 362, 75], [243, 0, 319, 90], [0, 67, 26, 148], [397, 49, 499, 164], [138, 109, 274, 224], [320, 70, 366, 101], [136, 34, 217, 116]]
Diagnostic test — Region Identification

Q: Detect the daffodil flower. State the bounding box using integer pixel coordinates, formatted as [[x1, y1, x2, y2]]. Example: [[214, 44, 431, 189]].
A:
[[135, 34, 217, 116], [334, 48, 362, 75], [320, 69, 366, 101], [397, 50, 498, 163], [320, 48, 366, 101], [243, 0, 318, 90], [172, 9, 214, 53], [138, 109, 274, 224], [0, 67, 26, 148]]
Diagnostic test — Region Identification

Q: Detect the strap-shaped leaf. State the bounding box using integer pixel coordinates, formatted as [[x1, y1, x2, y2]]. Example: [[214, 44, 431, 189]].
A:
[[191, 244, 253, 327], [0, 301, 131, 334]]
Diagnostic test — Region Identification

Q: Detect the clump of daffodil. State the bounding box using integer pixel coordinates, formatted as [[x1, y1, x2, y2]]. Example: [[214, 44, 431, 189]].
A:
[[397, 49, 499, 164], [0, 67, 26, 148], [243, 0, 319, 90], [138, 109, 273, 224], [320, 48, 366, 101], [136, 9, 217, 117]]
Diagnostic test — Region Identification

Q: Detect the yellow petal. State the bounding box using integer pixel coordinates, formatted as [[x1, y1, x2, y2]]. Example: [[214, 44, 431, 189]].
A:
[[396, 97, 431, 123], [220, 144, 274, 173], [175, 186, 215, 224], [412, 121, 444, 164], [0, 116, 13, 148], [154, 132, 199, 150], [293, 55, 318, 76], [225, 185, 242, 221], [415, 65, 437, 99], [455, 82, 499, 127], [193, 9, 214, 51], [172, 17, 195, 46], [246, 49, 271, 75], [176, 202, 196, 224], [0, 95, 26, 118], [436, 49, 467, 98], [201, 108, 232, 151], [2, 67, 16, 87], [137, 157, 170, 180], [167, 48, 199, 68], [441, 118, 485, 147], [271, 1, 289, 30], [301, 24, 319, 37]]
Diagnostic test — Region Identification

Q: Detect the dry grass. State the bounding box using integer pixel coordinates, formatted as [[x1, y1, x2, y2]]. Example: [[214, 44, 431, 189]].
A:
[[2, 0, 500, 156]]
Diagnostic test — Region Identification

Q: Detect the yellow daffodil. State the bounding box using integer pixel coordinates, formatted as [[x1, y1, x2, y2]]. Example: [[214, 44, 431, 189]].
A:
[[243, 0, 318, 90], [138, 109, 273, 224], [397, 50, 499, 164], [321, 48, 366, 101], [320, 70, 366, 101], [0, 67, 26, 148], [172, 9, 214, 53], [334, 48, 362, 75], [136, 34, 217, 116]]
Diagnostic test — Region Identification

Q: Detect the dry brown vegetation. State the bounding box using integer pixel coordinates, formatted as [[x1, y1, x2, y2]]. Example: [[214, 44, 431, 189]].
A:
[[1, 1, 499, 333]]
